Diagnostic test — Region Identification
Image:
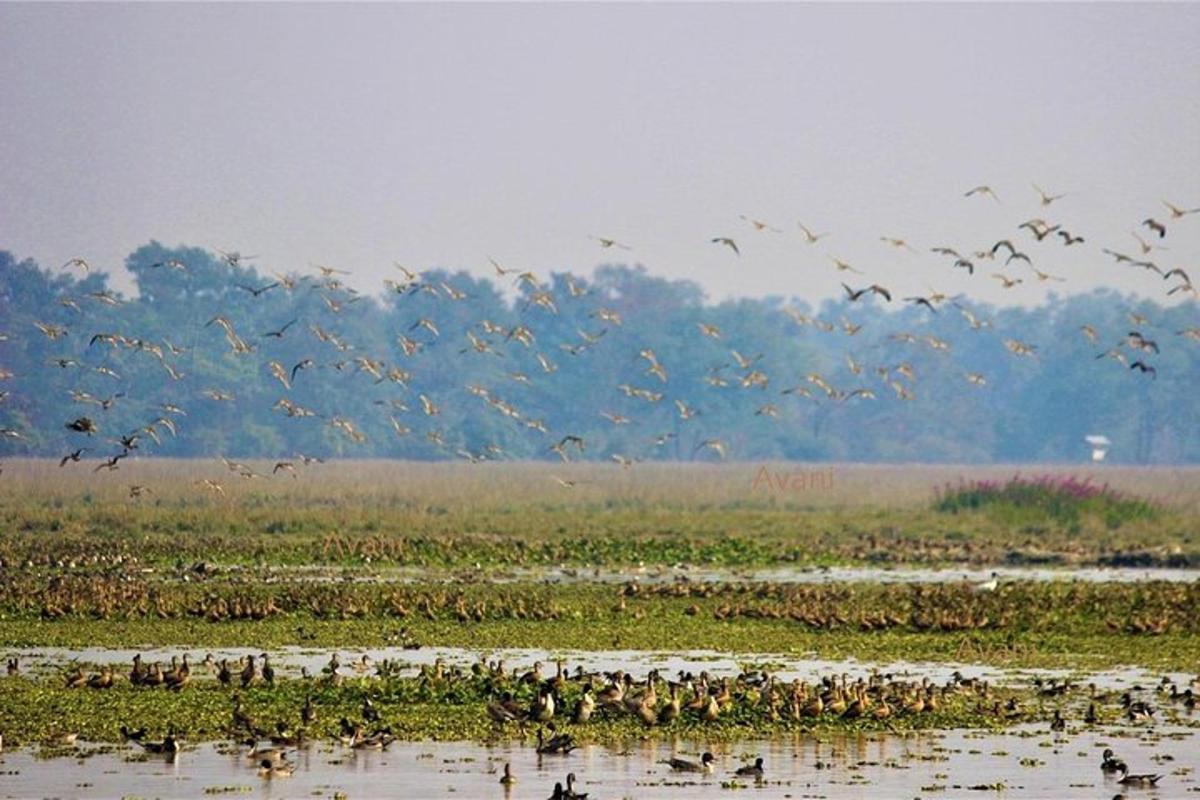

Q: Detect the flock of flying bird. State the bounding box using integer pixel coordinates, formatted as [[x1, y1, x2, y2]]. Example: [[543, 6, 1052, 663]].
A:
[[1, 185, 1198, 479]]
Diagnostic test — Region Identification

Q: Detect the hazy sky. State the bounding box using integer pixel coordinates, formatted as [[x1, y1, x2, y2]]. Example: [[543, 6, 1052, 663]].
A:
[[2, 2, 1198, 306]]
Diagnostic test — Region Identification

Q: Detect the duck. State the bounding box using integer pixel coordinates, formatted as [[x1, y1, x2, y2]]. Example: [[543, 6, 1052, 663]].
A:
[[1117, 770, 1163, 787], [87, 665, 115, 689], [301, 694, 317, 725], [665, 752, 715, 773], [499, 762, 516, 786], [258, 757, 295, 777], [536, 725, 576, 755], [217, 659, 232, 687], [572, 689, 595, 724], [1101, 749, 1127, 773], [547, 783, 566, 800], [260, 654, 275, 686], [139, 732, 180, 755], [657, 684, 681, 724], [5, 657, 17, 677], [246, 742, 286, 763], [240, 655, 258, 688], [734, 757, 765, 778], [63, 665, 87, 689], [564, 772, 588, 799], [129, 654, 146, 686], [119, 725, 147, 741], [1049, 709, 1066, 732]]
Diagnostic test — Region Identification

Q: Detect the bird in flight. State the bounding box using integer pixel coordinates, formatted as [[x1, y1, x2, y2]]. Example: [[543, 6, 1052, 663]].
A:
[[828, 257, 863, 275], [263, 319, 298, 339], [991, 274, 1023, 289], [1142, 218, 1167, 239], [1162, 200, 1200, 219], [739, 215, 781, 232], [237, 282, 280, 298], [842, 283, 892, 302], [964, 185, 1000, 202], [880, 236, 917, 254], [797, 222, 829, 243], [1033, 183, 1066, 206], [62, 258, 91, 272], [590, 236, 631, 250], [711, 237, 740, 255]]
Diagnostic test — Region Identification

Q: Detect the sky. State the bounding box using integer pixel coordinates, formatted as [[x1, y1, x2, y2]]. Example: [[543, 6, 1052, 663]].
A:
[[1, 2, 1198, 307]]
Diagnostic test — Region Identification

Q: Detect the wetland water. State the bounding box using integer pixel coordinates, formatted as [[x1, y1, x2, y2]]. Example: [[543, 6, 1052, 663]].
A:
[[228, 565, 1200, 586], [0, 725, 1190, 799], [14, 646, 1197, 693]]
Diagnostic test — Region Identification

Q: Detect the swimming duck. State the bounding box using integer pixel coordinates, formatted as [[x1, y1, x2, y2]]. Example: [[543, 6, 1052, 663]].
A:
[[139, 732, 180, 755], [564, 772, 587, 799], [1101, 749, 1127, 773], [536, 725, 577, 755], [547, 783, 565, 800], [499, 762, 516, 785], [665, 752, 715, 773], [1117, 770, 1163, 787], [258, 757, 295, 777], [734, 757, 765, 778]]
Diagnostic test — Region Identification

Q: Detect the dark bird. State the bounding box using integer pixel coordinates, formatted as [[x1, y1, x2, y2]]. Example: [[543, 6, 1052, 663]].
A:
[[991, 240, 1018, 257], [59, 448, 89, 467], [66, 417, 97, 435], [904, 297, 938, 313], [734, 757, 765, 778], [1142, 218, 1167, 238], [237, 282, 280, 297], [1057, 230, 1085, 245], [93, 452, 127, 472], [711, 237, 740, 255], [1129, 361, 1157, 379], [953, 258, 975, 275], [290, 359, 315, 382], [263, 318, 298, 338], [842, 283, 892, 302]]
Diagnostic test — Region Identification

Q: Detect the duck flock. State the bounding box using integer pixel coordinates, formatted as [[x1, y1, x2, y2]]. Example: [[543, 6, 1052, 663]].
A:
[[9, 650, 1196, 796], [1, 185, 1198, 476]]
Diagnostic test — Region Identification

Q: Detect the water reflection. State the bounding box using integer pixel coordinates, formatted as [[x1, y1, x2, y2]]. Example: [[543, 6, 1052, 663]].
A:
[[0, 725, 1191, 799]]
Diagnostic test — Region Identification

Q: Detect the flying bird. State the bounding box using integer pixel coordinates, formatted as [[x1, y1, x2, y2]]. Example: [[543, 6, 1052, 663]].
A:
[[797, 222, 829, 243], [1142, 218, 1167, 238], [711, 237, 740, 255], [1033, 183, 1066, 206], [964, 185, 999, 202]]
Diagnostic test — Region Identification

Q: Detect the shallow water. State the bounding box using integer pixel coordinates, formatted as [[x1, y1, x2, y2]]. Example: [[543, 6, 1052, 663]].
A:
[[0, 725, 1191, 799], [13, 645, 1195, 696], [218, 564, 1200, 586]]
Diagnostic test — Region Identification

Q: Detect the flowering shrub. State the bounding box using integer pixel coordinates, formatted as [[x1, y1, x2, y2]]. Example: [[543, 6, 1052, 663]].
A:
[[934, 474, 1159, 526]]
